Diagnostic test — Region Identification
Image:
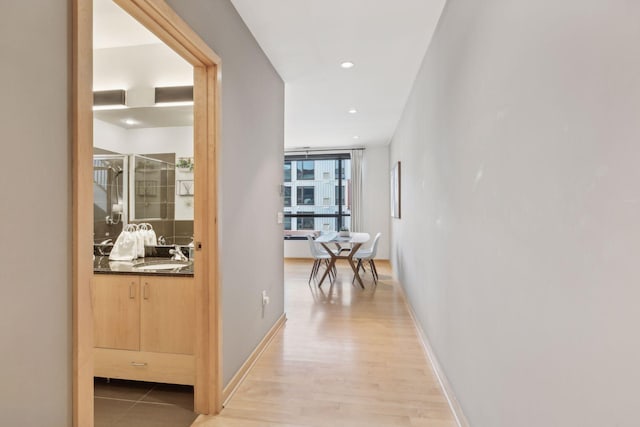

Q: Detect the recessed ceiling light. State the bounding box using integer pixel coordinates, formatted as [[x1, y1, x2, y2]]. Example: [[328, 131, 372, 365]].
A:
[[340, 61, 355, 69], [353, 136, 360, 140], [348, 108, 358, 114], [124, 118, 137, 126]]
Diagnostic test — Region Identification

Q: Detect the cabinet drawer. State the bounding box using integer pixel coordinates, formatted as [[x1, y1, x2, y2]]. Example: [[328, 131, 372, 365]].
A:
[[94, 348, 195, 385]]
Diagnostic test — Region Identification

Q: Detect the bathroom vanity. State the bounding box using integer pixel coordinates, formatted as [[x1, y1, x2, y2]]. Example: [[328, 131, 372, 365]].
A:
[[92, 257, 195, 385]]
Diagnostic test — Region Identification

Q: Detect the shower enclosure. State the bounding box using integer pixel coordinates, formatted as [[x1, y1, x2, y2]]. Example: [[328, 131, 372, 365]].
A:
[[130, 154, 175, 221], [93, 155, 128, 243]]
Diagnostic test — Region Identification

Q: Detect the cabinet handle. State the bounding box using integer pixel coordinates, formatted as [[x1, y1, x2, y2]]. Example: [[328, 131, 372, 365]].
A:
[[129, 282, 135, 299], [130, 362, 147, 367], [143, 282, 149, 300]]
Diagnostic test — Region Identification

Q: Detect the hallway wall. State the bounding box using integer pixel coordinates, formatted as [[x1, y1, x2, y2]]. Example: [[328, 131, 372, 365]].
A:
[[390, 1, 640, 426], [0, 1, 71, 425], [166, 0, 285, 386]]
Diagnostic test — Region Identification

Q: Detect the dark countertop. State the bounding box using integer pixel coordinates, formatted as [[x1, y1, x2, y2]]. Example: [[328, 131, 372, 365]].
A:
[[94, 256, 194, 277]]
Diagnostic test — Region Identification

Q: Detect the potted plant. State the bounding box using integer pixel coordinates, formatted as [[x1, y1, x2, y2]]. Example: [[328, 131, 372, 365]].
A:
[[176, 157, 194, 172], [339, 227, 350, 237]]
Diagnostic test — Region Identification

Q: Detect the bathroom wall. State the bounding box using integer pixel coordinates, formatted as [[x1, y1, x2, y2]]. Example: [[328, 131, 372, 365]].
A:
[[166, 0, 285, 386], [390, 0, 640, 426], [0, 1, 71, 425]]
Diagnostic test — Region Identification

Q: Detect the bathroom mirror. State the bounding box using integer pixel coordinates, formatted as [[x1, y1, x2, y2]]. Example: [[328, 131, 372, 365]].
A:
[[92, 0, 194, 245]]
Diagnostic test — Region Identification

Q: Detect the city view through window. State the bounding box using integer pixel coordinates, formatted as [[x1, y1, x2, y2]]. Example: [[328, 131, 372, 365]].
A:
[[283, 154, 351, 237]]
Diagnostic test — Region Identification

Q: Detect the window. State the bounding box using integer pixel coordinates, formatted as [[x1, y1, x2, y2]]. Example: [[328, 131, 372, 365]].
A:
[[297, 217, 315, 230], [283, 153, 351, 237], [283, 216, 291, 230], [284, 186, 291, 207], [296, 160, 315, 180], [297, 186, 314, 205], [284, 161, 291, 182], [335, 185, 344, 206], [335, 160, 345, 179]]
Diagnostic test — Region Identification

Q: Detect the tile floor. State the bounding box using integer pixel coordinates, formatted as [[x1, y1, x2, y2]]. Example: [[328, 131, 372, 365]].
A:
[[94, 378, 197, 427]]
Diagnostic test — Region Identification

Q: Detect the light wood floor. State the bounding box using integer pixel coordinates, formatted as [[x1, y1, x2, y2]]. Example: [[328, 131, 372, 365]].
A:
[[193, 259, 457, 427]]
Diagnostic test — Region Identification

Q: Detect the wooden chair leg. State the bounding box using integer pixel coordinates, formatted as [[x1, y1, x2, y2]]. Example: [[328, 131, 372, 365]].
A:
[[370, 260, 378, 282], [315, 260, 322, 277], [325, 260, 335, 280], [309, 259, 319, 283]]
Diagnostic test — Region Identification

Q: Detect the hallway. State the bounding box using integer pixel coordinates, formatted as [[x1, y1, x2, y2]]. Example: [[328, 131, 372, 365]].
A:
[[193, 259, 456, 427]]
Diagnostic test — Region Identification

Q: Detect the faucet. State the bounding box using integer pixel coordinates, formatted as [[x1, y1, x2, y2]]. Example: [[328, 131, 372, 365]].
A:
[[169, 245, 188, 261], [96, 238, 113, 256]]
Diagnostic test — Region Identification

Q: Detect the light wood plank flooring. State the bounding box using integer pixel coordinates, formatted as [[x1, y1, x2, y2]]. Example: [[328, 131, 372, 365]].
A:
[[193, 259, 456, 427]]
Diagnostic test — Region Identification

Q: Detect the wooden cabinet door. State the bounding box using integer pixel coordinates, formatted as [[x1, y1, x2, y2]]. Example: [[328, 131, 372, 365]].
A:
[[93, 275, 140, 351], [140, 276, 195, 355]]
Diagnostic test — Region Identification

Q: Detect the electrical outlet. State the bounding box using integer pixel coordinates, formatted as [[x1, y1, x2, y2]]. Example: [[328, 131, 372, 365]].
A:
[[262, 290, 270, 306]]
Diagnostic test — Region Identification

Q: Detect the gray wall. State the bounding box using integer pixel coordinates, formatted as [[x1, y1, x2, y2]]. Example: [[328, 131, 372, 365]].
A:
[[166, 0, 285, 385], [390, 1, 640, 426], [0, 1, 71, 426]]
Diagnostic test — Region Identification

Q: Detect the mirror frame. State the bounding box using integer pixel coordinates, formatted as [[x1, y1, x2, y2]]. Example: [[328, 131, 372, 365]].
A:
[[73, 1, 221, 425]]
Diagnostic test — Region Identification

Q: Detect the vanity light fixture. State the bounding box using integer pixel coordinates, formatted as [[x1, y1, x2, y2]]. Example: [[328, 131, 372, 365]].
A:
[[340, 61, 355, 69], [93, 89, 127, 110], [154, 85, 194, 107]]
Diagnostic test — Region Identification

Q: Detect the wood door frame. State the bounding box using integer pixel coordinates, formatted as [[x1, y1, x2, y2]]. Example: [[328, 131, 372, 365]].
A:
[[72, 1, 221, 425]]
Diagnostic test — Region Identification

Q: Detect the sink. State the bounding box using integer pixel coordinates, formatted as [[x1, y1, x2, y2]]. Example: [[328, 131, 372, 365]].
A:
[[133, 260, 191, 271]]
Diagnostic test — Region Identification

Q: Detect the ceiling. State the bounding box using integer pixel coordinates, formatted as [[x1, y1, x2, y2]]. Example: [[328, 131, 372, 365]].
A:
[[230, 0, 446, 149], [93, 0, 446, 144], [93, 0, 193, 129]]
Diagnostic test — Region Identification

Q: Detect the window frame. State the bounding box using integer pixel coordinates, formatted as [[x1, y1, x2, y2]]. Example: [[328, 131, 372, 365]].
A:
[[283, 186, 291, 207], [296, 159, 315, 180], [284, 153, 351, 239]]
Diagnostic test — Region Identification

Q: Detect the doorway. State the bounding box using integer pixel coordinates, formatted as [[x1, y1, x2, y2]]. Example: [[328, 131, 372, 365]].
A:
[[72, 0, 221, 425]]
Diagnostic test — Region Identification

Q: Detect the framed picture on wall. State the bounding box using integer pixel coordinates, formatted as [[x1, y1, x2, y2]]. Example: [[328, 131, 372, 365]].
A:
[[177, 180, 194, 196], [391, 161, 401, 218]]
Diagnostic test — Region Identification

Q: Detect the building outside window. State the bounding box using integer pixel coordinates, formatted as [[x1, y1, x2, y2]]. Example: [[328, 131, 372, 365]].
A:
[[283, 153, 351, 238], [284, 161, 291, 182], [296, 160, 315, 180], [284, 186, 291, 207], [296, 215, 315, 230], [297, 186, 314, 205]]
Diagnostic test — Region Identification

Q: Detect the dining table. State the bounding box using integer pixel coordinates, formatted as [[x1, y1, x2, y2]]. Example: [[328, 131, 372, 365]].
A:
[[314, 232, 370, 288]]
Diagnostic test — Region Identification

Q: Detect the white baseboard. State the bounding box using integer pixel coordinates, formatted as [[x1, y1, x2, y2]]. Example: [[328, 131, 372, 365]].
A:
[[395, 284, 470, 427], [221, 313, 287, 406]]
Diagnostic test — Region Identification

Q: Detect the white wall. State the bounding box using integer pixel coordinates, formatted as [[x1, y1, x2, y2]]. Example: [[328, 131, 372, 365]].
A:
[[390, 1, 640, 426], [0, 1, 71, 426], [94, 119, 128, 152], [361, 145, 390, 259], [94, 121, 192, 158], [284, 146, 391, 259], [166, 0, 285, 386]]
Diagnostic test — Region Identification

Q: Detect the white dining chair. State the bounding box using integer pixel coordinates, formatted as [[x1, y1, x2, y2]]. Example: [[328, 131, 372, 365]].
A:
[[306, 235, 337, 283], [353, 232, 382, 284]]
